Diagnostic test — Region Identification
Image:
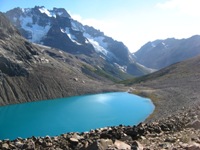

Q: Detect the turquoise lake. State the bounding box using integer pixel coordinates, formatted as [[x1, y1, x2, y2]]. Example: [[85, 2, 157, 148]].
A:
[[0, 92, 154, 140]]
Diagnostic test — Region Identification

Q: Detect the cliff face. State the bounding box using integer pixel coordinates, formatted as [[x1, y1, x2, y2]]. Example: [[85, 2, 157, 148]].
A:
[[0, 12, 122, 106]]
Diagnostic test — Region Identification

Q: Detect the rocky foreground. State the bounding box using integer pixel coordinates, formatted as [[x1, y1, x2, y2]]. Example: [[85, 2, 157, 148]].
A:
[[0, 103, 200, 150]]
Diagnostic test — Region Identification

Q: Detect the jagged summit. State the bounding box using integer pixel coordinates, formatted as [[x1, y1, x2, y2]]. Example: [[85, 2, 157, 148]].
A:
[[34, 6, 71, 18], [5, 6, 153, 76]]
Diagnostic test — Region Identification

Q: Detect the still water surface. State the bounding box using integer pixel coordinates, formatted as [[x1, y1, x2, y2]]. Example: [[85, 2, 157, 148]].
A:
[[0, 92, 154, 140]]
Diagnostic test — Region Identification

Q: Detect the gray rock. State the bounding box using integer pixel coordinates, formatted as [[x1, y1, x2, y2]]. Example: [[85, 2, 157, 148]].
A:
[[2, 143, 9, 149], [15, 141, 24, 148], [121, 135, 133, 142], [72, 133, 84, 140], [186, 119, 200, 130], [114, 140, 131, 150], [86, 139, 114, 150], [185, 142, 200, 150], [164, 137, 177, 143], [70, 138, 79, 144], [132, 141, 143, 150], [27, 139, 35, 149], [73, 78, 78, 81]]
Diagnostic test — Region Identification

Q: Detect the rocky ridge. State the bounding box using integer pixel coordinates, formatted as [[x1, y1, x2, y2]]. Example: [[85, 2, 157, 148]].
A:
[[134, 35, 200, 69]]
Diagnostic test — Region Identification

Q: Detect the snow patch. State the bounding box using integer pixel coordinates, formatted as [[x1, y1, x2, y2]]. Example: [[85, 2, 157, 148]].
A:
[[13, 17, 17, 22], [99, 55, 106, 60], [19, 16, 51, 43], [39, 7, 51, 17], [57, 12, 63, 16], [129, 54, 134, 62], [39, 7, 56, 18], [21, 8, 25, 13], [86, 37, 108, 55], [85, 39, 89, 44], [162, 42, 168, 48], [132, 53, 137, 58], [60, 28, 65, 33], [83, 33, 109, 55], [83, 33, 119, 61], [30, 24, 51, 43], [71, 20, 85, 32], [71, 21, 79, 31], [162, 42, 165, 46], [136, 62, 156, 73], [65, 27, 82, 45], [114, 63, 127, 73], [151, 43, 156, 47], [84, 33, 108, 49]]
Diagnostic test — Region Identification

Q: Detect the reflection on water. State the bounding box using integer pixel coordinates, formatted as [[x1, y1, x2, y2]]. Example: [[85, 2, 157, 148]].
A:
[[95, 94, 112, 104]]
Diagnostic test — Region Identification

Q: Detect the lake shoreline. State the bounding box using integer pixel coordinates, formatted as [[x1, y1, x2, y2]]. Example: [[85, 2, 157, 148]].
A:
[[0, 102, 199, 149], [1, 85, 200, 149], [0, 92, 154, 140]]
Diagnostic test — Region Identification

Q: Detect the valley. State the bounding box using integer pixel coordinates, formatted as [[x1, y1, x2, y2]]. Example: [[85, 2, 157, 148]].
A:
[[0, 5, 200, 149]]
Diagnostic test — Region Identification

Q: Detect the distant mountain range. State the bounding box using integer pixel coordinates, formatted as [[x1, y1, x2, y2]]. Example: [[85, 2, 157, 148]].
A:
[[134, 35, 200, 69], [4, 6, 153, 77]]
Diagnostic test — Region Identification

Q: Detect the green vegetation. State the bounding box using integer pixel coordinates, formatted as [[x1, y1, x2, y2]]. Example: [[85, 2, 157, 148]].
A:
[[82, 63, 134, 82], [119, 75, 150, 85], [95, 67, 119, 82], [120, 67, 173, 86]]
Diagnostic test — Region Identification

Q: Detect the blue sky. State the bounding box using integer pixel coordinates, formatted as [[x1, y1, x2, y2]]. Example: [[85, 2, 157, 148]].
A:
[[0, 0, 200, 52]]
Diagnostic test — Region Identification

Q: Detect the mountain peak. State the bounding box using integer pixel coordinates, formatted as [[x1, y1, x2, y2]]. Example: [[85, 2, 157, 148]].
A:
[[32, 6, 71, 18], [5, 6, 153, 77], [135, 35, 200, 69], [52, 7, 71, 18]]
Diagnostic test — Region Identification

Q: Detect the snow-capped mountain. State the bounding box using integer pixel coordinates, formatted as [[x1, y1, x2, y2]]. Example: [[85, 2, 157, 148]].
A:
[[134, 35, 200, 69], [5, 6, 153, 77]]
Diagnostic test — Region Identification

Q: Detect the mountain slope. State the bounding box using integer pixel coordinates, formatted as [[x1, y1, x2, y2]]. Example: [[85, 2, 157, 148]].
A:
[[0, 12, 123, 106], [124, 55, 200, 120], [134, 35, 200, 69], [5, 6, 153, 77]]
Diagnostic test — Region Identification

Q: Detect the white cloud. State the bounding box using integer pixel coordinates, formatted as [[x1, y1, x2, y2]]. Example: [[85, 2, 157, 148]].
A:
[[68, 5, 200, 53], [68, 11, 141, 52], [69, 12, 112, 33], [70, 14, 82, 22], [156, 0, 200, 16]]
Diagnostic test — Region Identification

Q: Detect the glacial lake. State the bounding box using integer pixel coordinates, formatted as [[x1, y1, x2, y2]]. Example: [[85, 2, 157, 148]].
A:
[[0, 92, 154, 140]]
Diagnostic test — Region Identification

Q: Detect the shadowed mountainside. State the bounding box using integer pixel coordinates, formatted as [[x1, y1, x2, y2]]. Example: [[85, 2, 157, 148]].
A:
[[0, 12, 124, 106], [134, 35, 200, 69]]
